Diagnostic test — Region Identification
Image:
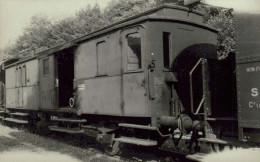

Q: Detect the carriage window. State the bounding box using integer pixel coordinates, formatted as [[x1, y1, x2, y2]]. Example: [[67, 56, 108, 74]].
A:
[[126, 32, 142, 71], [22, 65, 26, 86], [16, 67, 22, 87], [97, 41, 107, 75], [163, 32, 171, 68], [43, 58, 49, 76], [16, 68, 20, 87]]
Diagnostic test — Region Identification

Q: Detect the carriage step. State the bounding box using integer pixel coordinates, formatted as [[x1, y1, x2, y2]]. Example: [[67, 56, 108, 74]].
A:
[[51, 117, 87, 123], [113, 136, 157, 146], [3, 118, 28, 124], [81, 125, 116, 134], [118, 123, 157, 131], [206, 117, 237, 121], [81, 125, 97, 130], [49, 126, 85, 134], [186, 153, 206, 161], [198, 138, 228, 145], [10, 112, 29, 116], [0, 111, 6, 114]]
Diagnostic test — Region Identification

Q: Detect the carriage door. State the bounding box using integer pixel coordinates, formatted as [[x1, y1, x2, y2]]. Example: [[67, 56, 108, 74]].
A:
[[39, 55, 57, 109], [121, 26, 146, 116]]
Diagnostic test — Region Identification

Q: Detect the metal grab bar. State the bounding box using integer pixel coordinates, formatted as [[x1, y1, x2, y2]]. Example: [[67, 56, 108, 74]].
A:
[[189, 58, 203, 115], [195, 97, 205, 115]]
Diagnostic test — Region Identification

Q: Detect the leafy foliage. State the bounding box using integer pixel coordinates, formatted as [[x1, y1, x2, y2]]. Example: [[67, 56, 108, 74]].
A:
[[103, 0, 157, 23], [1, 0, 235, 60], [194, 4, 235, 59], [207, 9, 235, 59]]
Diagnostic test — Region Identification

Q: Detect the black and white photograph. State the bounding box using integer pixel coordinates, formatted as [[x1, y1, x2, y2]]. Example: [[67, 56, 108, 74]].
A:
[[0, 0, 260, 161]]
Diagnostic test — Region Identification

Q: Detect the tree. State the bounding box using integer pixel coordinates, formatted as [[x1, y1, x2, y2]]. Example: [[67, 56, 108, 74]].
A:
[[75, 4, 106, 33], [206, 8, 235, 59], [103, 0, 157, 24], [191, 3, 235, 59], [1, 0, 235, 60]]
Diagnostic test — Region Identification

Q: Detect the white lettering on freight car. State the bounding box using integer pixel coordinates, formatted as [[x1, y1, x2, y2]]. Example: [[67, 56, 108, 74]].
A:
[[246, 66, 260, 72], [251, 88, 259, 97], [247, 67, 255, 72], [249, 101, 260, 108], [77, 84, 85, 91]]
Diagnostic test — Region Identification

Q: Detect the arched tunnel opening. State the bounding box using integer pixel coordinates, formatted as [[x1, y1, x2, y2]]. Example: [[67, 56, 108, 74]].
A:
[[170, 44, 236, 118]]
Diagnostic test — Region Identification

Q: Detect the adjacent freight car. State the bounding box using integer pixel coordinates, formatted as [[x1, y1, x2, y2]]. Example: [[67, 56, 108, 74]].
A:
[[235, 12, 260, 143], [0, 4, 259, 159]]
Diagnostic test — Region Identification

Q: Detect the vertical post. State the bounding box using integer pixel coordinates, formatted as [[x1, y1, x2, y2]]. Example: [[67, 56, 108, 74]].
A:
[[171, 84, 177, 117], [202, 58, 214, 138], [3, 83, 5, 111], [189, 58, 203, 114], [119, 35, 125, 115], [202, 58, 211, 116], [238, 127, 245, 141]]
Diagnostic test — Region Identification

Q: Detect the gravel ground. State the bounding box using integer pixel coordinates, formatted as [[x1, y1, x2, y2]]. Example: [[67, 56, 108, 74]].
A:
[[1, 124, 260, 162], [0, 124, 124, 162], [0, 124, 170, 162], [6, 123, 260, 162]]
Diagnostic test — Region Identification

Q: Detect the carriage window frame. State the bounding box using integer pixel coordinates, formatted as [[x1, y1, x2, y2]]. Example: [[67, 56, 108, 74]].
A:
[[163, 32, 171, 69], [15, 67, 20, 87], [126, 32, 142, 72], [22, 65, 26, 86], [43, 58, 50, 76], [96, 41, 108, 76]]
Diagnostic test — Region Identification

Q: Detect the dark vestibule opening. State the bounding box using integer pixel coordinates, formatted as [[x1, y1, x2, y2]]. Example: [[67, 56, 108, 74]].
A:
[[56, 50, 74, 108], [171, 44, 236, 117]]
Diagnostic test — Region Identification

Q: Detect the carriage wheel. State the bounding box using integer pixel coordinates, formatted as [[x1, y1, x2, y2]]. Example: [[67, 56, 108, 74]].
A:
[[104, 140, 122, 156], [35, 113, 50, 135], [102, 133, 122, 156]]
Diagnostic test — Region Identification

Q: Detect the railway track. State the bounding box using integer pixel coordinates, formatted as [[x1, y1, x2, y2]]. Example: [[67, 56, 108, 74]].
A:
[[40, 130, 192, 161], [0, 121, 195, 162]]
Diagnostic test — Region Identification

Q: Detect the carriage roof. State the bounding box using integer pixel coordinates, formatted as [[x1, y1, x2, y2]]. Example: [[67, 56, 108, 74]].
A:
[[5, 4, 217, 69]]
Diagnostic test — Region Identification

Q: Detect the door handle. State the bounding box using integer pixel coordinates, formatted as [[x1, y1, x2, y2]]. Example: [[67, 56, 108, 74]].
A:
[[55, 79, 59, 88], [141, 80, 145, 87]]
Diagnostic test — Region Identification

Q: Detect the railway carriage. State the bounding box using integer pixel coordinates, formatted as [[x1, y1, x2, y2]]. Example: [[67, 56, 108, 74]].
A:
[[0, 4, 259, 159], [235, 12, 260, 143]]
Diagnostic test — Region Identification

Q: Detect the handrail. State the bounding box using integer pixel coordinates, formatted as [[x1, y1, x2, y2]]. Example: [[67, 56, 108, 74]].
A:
[[190, 58, 203, 76], [189, 58, 203, 115], [195, 97, 205, 115]]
